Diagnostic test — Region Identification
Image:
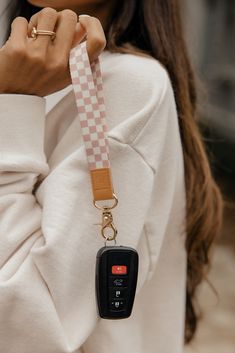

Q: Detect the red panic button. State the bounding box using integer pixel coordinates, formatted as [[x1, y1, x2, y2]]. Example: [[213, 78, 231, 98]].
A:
[[112, 265, 127, 275]]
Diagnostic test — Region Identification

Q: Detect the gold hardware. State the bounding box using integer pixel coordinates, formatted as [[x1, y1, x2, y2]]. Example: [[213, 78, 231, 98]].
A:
[[101, 210, 118, 241], [93, 193, 118, 241], [93, 193, 118, 211], [94, 208, 118, 241], [31, 26, 56, 41]]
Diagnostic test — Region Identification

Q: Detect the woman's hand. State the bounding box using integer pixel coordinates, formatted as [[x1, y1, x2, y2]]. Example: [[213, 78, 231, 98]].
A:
[[0, 7, 106, 96]]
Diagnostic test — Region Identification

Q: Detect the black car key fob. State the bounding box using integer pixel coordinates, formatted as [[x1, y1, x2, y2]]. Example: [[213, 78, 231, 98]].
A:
[[96, 245, 139, 319]]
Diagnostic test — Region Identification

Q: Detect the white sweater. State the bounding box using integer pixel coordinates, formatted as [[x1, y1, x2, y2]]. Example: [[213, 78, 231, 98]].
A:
[[0, 21, 187, 353]]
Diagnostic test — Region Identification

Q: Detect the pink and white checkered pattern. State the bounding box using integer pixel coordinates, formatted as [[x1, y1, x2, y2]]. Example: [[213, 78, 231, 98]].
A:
[[69, 41, 110, 170]]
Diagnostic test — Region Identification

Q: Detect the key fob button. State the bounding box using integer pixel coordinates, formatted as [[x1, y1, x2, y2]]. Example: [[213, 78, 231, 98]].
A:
[[109, 276, 128, 287], [110, 300, 126, 311], [111, 265, 128, 275], [109, 287, 127, 299]]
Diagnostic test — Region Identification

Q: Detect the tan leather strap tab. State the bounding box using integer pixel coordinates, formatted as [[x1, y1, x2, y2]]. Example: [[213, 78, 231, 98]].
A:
[[90, 168, 114, 201]]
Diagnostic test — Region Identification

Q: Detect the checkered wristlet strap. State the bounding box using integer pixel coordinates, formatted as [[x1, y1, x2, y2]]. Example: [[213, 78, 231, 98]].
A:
[[69, 41, 115, 202]]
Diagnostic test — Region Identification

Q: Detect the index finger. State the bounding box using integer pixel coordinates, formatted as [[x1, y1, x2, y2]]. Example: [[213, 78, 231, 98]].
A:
[[9, 17, 28, 46]]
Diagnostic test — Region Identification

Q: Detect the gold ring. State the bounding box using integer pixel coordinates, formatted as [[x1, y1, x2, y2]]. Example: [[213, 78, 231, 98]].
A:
[[31, 27, 56, 41]]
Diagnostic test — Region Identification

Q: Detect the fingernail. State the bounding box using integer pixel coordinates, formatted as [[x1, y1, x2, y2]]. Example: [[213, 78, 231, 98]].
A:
[[79, 14, 90, 18]]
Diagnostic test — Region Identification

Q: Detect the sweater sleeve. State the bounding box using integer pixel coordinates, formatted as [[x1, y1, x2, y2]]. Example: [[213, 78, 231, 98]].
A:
[[0, 94, 69, 352], [0, 94, 49, 274]]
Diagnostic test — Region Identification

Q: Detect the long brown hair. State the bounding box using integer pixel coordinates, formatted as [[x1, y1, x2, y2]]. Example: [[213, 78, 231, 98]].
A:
[[11, 0, 223, 344]]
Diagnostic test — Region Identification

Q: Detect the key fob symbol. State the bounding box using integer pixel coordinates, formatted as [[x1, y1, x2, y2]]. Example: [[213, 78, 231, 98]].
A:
[[96, 246, 139, 319]]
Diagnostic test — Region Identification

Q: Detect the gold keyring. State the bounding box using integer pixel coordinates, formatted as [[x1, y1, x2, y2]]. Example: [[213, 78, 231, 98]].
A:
[[93, 193, 118, 211], [31, 27, 56, 41]]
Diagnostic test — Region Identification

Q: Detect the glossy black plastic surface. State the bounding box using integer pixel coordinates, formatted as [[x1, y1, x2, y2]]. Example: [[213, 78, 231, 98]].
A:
[[96, 246, 139, 319]]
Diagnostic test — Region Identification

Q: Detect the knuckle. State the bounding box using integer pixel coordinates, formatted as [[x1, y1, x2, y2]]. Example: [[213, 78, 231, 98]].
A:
[[30, 52, 46, 67], [60, 9, 77, 22], [40, 7, 57, 20], [28, 14, 37, 26], [91, 34, 106, 50], [52, 57, 68, 72], [90, 16, 100, 24], [11, 16, 27, 28], [90, 16, 104, 29], [7, 44, 26, 59]]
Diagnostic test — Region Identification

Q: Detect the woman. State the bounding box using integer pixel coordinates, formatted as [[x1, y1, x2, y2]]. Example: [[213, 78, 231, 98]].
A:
[[0, 0, 223, 352]]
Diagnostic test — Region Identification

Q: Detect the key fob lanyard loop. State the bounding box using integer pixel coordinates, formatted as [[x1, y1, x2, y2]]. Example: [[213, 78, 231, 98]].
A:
[[69, 41, 117, 242], [69, 42, 139, 319]]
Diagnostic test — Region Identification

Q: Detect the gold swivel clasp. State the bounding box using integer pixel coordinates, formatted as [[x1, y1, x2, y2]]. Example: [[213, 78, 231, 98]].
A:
[[93, 193, 118, 242], [100, 209, 118, 241]]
